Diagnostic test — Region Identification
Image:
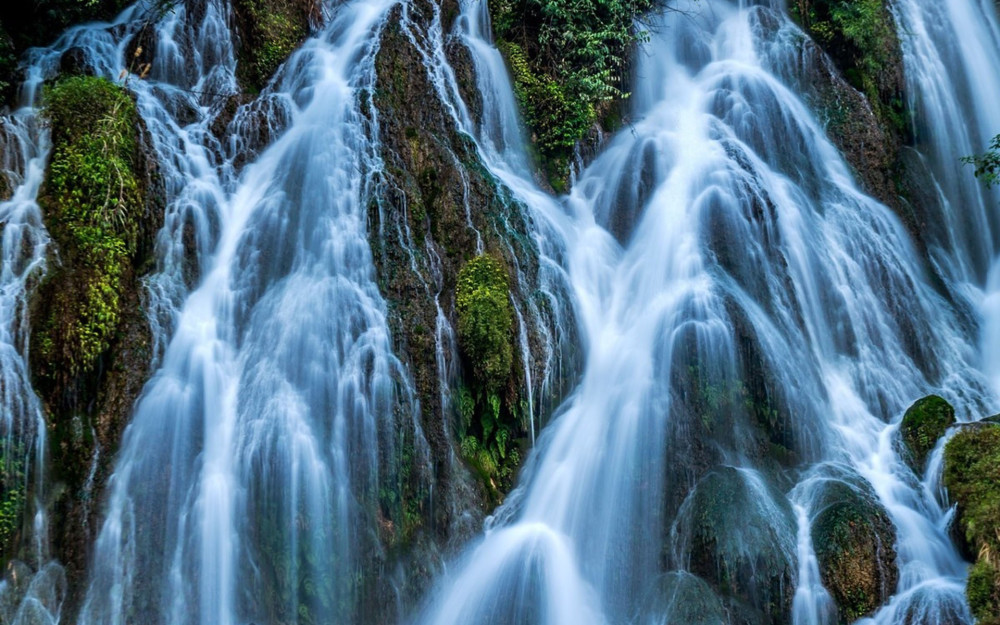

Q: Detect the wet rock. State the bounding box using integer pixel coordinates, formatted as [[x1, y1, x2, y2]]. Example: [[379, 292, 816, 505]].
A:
[[210, 93, 292, 172], [27, 73, 163, 621], [752, 6, 900, 212], [58, 46, 92, 76], [899, 395, 955, 477], [637, 571, 728, 625], [124, 22, 157, 76], [231, 0, 320, 92], [810, 475, 898, 623], [671, 466, 797, 625]]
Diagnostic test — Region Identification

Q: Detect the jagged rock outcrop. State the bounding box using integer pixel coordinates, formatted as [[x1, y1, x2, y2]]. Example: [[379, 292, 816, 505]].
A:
[[357, 2, 579, 619]]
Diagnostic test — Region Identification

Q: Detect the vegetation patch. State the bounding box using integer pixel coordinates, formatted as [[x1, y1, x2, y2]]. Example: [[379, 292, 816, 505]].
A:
[[0, 448, 25, 557], [963, 134, 1000, 188], [790, 0, 905, 133], [31, 75, 146, 387], [232, 0, 318, 92], [490, 0, 656, 188], [943, 422, 1000, 625], [899, 395, 955, 476], [455, 254, 521, 498]]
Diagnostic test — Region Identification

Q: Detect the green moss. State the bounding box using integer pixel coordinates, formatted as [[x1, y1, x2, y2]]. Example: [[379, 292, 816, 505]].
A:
[[454, 255, 523, 498], [234, 0, 312, 91], [791, 0, 904, 133], [943, 424, 1000, 555], [0, 448, 25, 555], [943, 423, 1000, 625], [899, 395, 955, 476], [33, 75, 144, 383], [456, 254, 514, 390], [968, 559, 1000, 625], [811, 480, 898, 623]]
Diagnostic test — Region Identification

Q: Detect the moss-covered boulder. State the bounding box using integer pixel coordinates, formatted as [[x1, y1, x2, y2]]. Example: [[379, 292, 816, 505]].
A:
[[453, 254, 523, 499], [810, 478, 898, 623], [943, 422, 1000, 625], [671, 466, 797, 624], [232, 0, 319, 92], [899, 395, 956, 476], [636, 571, 728, 625]]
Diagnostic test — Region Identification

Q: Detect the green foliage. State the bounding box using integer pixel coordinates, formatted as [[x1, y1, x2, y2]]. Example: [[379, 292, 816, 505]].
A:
[[490, 0, 656, 183], [899, 395, 955, 475], [792, 0, 902, 129], [0, 448, 25, 553], [35, 75, 143, 379], [454, 255, 523, 497], [963, 134, 1000, 189]]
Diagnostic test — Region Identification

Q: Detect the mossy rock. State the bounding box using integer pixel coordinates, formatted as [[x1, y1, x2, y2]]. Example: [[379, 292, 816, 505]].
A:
[[810, 478, 898, 623], [943, 421, 1000, 623], [968, 558, 1000, 625], [789, 0, 905, 133], [943, 423, 1000, 555], [636, 571, 728, 625], [899, 395, 955, 476], [672, 466, 796, 624], [31, 75, 147, 388], [232, 0, 318, 92], [455, 254, 514, 391]]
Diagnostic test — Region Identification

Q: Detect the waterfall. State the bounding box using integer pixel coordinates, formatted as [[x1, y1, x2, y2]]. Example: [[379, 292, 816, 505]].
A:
[[414, 0, 997, 623], [888, 0, 1000, 401], [1, 0, 999, 623]]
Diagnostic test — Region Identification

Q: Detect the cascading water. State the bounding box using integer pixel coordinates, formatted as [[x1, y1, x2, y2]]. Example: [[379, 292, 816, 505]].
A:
[[1, 0, 435, 623], [889, 0, 1000, 401], [0, 83, 62, 625], [74, 1, 432, 623], [414, 0, 998, 623], [2, 0, 1000, 622]]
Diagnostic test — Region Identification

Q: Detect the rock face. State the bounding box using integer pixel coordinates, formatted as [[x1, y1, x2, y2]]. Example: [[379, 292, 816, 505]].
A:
[[671, 467, 797, 625], [753, 5, 903, 215], [899, 395, 955, 476], [810, 476, 898, 623], [355, 2, 579, 620], [26, 74, 163, 615], [231, 0, 320, 92], [943, 422, 1000, 625]]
